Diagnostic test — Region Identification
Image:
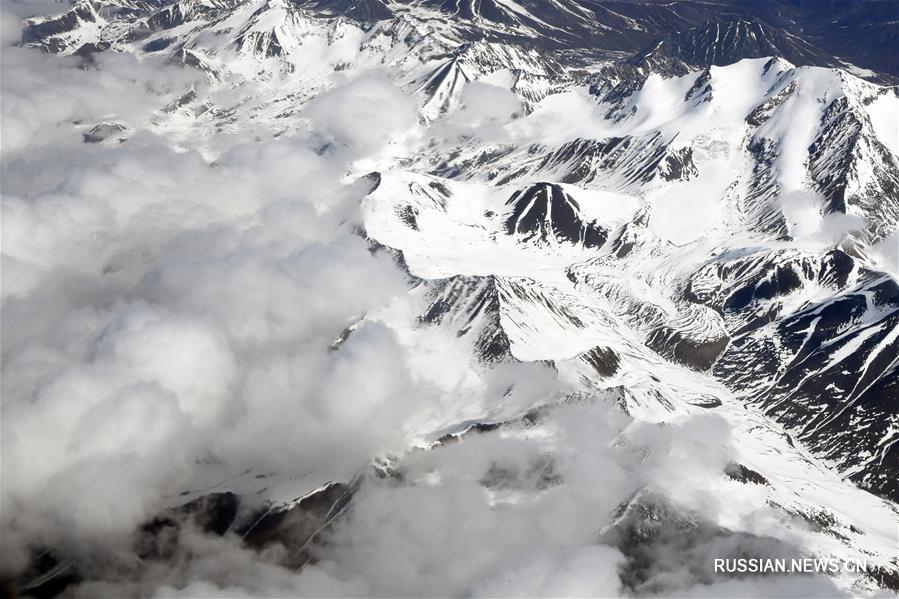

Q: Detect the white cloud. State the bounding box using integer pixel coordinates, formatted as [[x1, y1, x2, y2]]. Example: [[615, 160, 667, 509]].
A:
[[778, 190, 864, 246], [304, 74, 417, 155], [458, 80, 523, 125], [470, 546, 626, 598], [0, 38, 425, 579], [869, 230, 899, 276]]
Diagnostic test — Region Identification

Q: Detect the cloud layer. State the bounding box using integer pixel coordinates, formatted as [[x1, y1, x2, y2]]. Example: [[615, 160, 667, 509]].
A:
[[1, 24, 426, 575]]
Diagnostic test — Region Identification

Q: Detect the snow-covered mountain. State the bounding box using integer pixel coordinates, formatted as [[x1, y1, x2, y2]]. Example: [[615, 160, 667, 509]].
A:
[[5, 0, 899, 596]]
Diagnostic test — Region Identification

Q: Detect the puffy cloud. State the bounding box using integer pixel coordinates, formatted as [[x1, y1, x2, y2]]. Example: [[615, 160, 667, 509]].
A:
[[429, 80, 524, 142], [469, 546, 626, 598], [458, 80, 523, 125], [778, 190, 865, 246], [304, 74, 418, 154], [227, 400, 775, 598], [868, 230, 898, 276], [0, 32, 424, 581], [0, 47, 199, 156]]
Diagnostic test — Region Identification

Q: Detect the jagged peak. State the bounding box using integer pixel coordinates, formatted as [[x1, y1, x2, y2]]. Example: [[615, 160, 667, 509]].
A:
[[414, 55, 473, 119], [630, 18, 832, 79], [504, 183, 606, 248], [22, 0, 105, 52], [298, 0, 394, 21], [421, 274, 512, 364]]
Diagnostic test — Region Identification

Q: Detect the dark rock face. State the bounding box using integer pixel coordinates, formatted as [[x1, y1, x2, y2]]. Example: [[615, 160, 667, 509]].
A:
[[533, 138, 634, 185], [687, 249, 857, 334], [746, 0, 899, 83], [397, 1, 896, 82], [240, 482, 352, 568], [396, 205, 420, 231], [22, 1, 100, 50], [20, 0, 898, 84], [725, 463, 770, 486], [714, 275, 899, 502], [634, 19, 831, 77], [142, 36, 175, 52], [149, 4, 203, 30], [504, 183, 607, 248], [601, 491, 805, 595], [12, 550, 82, 599], [498, 133, 696, 188], [687, 247, 898, 502], [646, 327, 729, 371], [723, 263, 804, 312], [82, 122, 126, 144], [14, 484, 354, 599], [746, 79, 795, 127], [807, 96, 899, 241], [659, 147, 698, 181], [580, 346, 621, 377], [422, 275, 513, 363], [300, 0, 394, 21]]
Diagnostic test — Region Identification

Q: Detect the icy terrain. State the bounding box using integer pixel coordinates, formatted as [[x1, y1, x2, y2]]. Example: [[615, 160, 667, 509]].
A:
[[2, 0, 898, 597]]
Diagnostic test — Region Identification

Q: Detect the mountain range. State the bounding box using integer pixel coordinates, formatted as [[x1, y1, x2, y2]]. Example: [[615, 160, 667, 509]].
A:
[[6, 0, 899, 596]]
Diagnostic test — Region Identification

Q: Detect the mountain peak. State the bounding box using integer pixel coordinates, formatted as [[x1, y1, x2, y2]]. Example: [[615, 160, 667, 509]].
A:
[[298, 0, 394, 21], [504, 183, 606, 248], [633, 18, 832, 76]]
